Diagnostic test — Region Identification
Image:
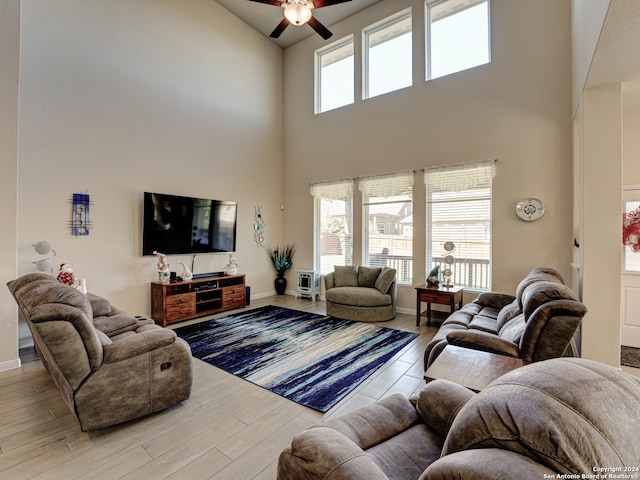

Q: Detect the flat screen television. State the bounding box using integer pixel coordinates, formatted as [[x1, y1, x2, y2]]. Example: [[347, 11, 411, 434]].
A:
[[142, 192, 237, 255]]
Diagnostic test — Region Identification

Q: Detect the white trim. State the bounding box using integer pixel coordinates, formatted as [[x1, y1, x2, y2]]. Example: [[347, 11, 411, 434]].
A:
[[0, 358, 21, 373]]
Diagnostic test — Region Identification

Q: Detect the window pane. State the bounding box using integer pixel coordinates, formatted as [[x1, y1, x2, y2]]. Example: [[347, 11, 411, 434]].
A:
[[364, 10, 412, 99], [425, 161, 494, 290], [428, 0, 490, 80], [361, 172, 413, 284], [312, 181, 353, 274], [316, 37, 354, 113]]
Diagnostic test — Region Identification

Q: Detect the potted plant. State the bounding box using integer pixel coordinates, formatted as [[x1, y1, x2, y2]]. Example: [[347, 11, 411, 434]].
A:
[[267, 244, 296, 295]]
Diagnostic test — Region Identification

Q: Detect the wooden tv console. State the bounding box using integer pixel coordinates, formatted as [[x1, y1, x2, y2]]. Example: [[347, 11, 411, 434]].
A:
[[151, 274, 246, 327]]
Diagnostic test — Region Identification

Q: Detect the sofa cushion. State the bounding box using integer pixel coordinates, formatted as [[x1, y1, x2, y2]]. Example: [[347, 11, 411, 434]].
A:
[[521, 281, 579, 320], [326, 286, 392, 307], [358, 266, 381, 288], [442, 358, 640, 474], [498, 314, 526, 343], [87, 293, 112, 317], [468, 315, 499, 334], [515, 270, 563, 311], [374, 267, 396, 294], [334, 265, 359, 287], [496, 299, 522, 332], [93, 312, 139, 337]]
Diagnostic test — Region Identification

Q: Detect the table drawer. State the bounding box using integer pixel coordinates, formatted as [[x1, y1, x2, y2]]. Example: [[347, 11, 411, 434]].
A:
[[166, 293, 195, 318], [420, 291, 450, 304], [222, 291, 245, 309]]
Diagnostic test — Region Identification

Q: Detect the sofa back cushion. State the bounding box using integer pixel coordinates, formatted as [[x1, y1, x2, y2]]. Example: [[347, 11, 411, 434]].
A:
[[514, 267, 564, 311], [495, 299, 521, 332], [8, 273, 104, 382], [375, 267, 396, 294], [334, 265, 359, 287], [358, 266, 381, 288], [442, 358, 640, 474]]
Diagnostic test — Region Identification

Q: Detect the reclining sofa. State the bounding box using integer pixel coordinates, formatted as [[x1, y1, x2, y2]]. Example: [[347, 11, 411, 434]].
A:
[[423, 267, 587, 369], [324, 266, 397, 322], [277, 358, 640, 480], [7, 273, 193, 431]]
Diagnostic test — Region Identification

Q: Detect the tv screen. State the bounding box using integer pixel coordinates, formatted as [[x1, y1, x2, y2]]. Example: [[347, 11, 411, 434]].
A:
[[142, 192, 237, 256]]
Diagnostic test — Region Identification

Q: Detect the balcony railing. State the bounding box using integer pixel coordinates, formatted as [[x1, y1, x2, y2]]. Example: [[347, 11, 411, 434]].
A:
[[369, 254, 490, 290], [323, 252, 490, 290], [430, 256, 491, 290]]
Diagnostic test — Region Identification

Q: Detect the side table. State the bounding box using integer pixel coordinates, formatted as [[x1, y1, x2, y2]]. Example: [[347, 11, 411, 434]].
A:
[[424, 345, 530, 392], [415, 284, 463, 326]]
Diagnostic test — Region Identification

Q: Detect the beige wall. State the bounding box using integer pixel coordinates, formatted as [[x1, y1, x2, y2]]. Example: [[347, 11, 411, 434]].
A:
[[15, 0, 284, 346], [623, 80, 640, 184], [282, 0, 574, 310], [580, 83, 622, 366], [570, 0, 611, 115], [0, 0, 20, 370]]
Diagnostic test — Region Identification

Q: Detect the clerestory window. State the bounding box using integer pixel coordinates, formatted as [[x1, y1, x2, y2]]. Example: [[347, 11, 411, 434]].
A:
[[426, 0, 491, 80]]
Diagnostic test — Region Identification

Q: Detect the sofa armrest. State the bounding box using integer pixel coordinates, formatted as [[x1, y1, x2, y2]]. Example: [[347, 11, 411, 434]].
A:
[[475, 292, 516, 310], [278, 427, 389, 480], [416, 379, 475, 438], [319, 393, 420, 449], [421, 449, 555, 480], [103, 328, 177, 364], [324, 272, 335, 290], [445, 330, 520, 358]]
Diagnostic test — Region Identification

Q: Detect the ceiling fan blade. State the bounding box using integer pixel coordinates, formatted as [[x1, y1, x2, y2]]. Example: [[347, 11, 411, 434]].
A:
[[270, 18, 290, 38], [308, 15, 333, 40], [247, 0, 284, 6], [313, 0, 352, 8]]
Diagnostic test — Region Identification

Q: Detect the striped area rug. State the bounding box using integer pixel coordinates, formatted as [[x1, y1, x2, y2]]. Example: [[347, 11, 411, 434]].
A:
[[174, 305, 418, 412]]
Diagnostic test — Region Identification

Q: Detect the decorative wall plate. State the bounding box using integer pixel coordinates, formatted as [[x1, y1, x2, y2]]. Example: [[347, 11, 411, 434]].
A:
[[516, 198, 545, 222]]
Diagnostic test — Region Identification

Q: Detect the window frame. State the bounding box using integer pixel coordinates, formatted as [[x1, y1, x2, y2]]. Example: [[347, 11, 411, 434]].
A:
[[426, 0, 491, 81], [360, 171, 414, 285], [362, 8, 413, 100], [311, 180, 354, 275], [424, 160, 495, 291], [315, 35, 355, 114]]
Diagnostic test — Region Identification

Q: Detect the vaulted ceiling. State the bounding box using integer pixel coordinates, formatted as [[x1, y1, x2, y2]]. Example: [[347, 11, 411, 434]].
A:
[[216, 0, 381, 48]]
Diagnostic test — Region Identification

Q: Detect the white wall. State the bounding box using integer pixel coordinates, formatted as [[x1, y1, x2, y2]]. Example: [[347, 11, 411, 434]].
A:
[[16, 0, 284, 345], [0, 0, 20, 371], [282, 0, 574, 310]]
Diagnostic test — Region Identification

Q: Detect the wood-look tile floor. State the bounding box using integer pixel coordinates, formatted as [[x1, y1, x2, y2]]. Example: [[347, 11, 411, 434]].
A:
[[0, 295, 438, 480]]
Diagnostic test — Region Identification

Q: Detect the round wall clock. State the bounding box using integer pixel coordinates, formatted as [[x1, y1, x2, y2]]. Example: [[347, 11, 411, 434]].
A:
[[516, 198, 545, 222]]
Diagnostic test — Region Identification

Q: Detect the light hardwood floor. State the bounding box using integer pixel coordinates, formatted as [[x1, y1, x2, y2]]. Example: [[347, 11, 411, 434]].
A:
[[0, 295, 438, 480]]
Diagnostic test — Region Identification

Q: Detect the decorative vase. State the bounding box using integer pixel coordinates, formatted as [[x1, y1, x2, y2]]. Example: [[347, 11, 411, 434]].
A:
[[275, 275, 287, 295]]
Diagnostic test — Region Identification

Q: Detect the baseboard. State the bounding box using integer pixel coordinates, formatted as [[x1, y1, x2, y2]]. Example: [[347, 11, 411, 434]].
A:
[[395, 306, 414, 315], [0, 358, 21, 372]]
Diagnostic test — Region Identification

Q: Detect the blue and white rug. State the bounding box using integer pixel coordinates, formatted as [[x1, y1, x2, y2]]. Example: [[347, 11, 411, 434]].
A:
[[174, 305, 418, 412]]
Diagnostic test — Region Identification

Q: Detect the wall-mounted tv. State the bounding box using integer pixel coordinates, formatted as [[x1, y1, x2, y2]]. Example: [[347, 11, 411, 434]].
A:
[[142, 192, 237, 256]]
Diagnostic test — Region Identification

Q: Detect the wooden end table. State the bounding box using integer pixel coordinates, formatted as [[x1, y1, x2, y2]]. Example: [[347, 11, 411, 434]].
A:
[[415, 284, 463, 326], [424, 345, 530, 392]]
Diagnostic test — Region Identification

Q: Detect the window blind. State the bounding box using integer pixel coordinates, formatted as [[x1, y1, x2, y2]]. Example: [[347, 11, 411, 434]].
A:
[[311, 179, 354, 274], [360, 171, 414, 283], [424, 160, 495, 290]]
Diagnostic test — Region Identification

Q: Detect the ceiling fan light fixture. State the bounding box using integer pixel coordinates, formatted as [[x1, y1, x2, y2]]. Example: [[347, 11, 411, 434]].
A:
[[284, 3, 312, 26]]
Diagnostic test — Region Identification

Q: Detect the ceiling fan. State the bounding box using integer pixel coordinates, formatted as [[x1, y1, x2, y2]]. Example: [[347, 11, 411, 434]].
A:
[[247, 0, 352, 40]]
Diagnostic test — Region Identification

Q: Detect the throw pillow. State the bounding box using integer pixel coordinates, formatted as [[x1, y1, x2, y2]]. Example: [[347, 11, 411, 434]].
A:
[[375, 267, 396, 294], [358, 266, 381, 288], [334, 265, 359, 287]]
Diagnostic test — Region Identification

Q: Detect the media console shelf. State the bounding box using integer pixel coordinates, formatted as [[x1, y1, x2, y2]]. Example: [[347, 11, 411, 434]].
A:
[[151, 274, 246, 327]]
